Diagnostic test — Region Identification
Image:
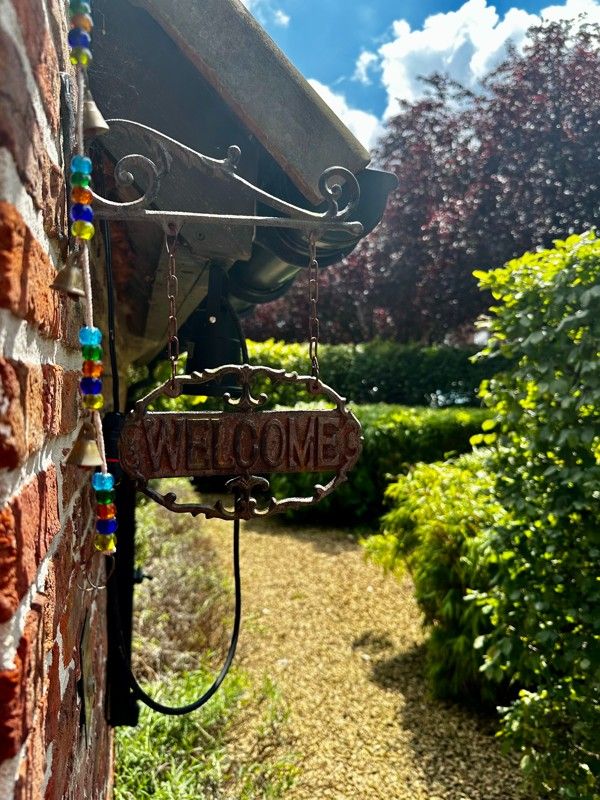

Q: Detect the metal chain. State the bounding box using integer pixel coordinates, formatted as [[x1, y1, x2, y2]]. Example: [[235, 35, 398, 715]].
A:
[[165, 228, 180, 385], [308, 232, 320, 380]]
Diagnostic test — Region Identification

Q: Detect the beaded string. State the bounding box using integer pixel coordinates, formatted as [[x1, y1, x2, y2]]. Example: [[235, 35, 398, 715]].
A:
[[68, 1, 118, 556]]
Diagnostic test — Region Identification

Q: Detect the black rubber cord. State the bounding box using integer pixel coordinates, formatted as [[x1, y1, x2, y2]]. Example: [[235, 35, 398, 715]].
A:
[[113, 517, 242, 715]]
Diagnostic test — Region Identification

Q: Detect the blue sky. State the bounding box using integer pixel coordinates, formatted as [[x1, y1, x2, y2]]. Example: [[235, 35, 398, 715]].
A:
[[242, 0, 600, 148]]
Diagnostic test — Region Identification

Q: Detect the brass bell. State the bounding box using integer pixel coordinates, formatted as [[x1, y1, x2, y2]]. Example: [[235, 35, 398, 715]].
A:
[[83, 89, 110, 139], [66, 420, 103, 467], [50, 252, 85, 299]]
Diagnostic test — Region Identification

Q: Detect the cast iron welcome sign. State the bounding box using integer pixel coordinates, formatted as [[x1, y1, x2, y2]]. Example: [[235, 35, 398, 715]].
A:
[[120, 365, 362, 520]]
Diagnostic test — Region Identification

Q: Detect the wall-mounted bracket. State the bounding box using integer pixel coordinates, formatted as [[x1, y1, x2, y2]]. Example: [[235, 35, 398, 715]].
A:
[[92, 119, 363, 236]]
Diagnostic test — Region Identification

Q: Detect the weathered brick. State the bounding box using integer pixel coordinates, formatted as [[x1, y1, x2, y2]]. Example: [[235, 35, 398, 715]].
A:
[[0, 358, 26, 469], [11, 361, 44, 457], [0, 602, 44, 761], [0, 203, 62, 338], [11, 0, 61, 135], [0, 30, 66, 232], [0, 506, 18, 623]]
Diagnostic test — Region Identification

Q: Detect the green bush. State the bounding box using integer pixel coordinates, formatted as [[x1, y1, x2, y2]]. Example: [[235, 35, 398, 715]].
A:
[[271, 404, 490, 525], [473, 233, 600, 798], [363, 452, 506, 704], [248, 339, 503, 407]]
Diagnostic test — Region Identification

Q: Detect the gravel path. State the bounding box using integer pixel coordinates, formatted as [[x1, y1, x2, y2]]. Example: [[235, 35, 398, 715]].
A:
[[206, 517, 531, 800]]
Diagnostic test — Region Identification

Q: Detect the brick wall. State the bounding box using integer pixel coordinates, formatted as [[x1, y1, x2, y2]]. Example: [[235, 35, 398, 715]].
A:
[[0, 2, 113, 798]]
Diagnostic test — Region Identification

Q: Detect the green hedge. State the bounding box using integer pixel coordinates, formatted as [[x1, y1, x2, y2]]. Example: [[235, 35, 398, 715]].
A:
[[363, 452, 506, 705], [271, 404, 489, 525], [248, 339, 503, 407]]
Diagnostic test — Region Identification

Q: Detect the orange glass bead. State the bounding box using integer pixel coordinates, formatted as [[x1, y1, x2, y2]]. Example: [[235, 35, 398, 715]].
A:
[[97, 504, 116, 520], [71, 186, 93, 204], [82, 360, 103, 378], [71, 13, 93, 32]]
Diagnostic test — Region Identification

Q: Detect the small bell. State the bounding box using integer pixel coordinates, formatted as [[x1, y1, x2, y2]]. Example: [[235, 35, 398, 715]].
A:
[[50, 252, 85, 299], [83, 89, 110, 138], [66, 420, 103, 467]]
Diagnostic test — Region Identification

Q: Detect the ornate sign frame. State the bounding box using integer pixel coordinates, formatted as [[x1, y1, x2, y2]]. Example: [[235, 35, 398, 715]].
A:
[[119, 364, 363, 520]]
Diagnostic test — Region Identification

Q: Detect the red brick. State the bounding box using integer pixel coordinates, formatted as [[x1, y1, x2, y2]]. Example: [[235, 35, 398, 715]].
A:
[[0, 32, 65, 232], [59, 370, 79, 436], [11, 361, 44, 457], [0, 203, 62, 338], [0, 506, 18, 622], [0, 602, 44, 760], [0, 358, 26, 469], [11, 0, 61, 135]]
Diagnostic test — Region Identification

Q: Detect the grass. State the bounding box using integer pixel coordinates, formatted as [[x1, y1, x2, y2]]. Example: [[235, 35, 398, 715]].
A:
[[114, 480, 298, 799]]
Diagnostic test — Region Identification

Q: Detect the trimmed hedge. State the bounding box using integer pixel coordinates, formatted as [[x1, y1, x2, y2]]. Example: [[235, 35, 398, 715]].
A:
[[363, 452, 506, 705], [248, 339, 503, 407], [271, 404, 489, 525]]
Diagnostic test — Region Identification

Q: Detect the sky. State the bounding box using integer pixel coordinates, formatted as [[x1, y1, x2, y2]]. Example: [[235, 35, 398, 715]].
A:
[[240, 0, 600, 149]]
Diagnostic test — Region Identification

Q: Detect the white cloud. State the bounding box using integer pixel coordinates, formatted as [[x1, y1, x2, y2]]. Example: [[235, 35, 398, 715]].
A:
[[354, 51, 379, 85], [365, 0, 600, 118], [240, 0, 291, 27], [308, 79, 383, 150], [273, 9, 290, 27]]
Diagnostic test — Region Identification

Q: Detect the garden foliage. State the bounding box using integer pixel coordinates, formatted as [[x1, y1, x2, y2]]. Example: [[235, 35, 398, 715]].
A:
[[248, 339, 498, 407], [363, 452, 504, 705], [473, 233, 600, 798], [245, 21, 600, 344], [271, 404, 489, 524]]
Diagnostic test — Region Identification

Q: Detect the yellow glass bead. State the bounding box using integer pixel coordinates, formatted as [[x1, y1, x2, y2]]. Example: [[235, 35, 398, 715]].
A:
[[82, 394, 104, 410], [94, 533, 117, 554], [71, 220, 95, 240]]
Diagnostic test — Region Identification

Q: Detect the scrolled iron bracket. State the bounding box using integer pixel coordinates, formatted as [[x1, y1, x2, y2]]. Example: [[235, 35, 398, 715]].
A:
[[92, 119, 363, 235]]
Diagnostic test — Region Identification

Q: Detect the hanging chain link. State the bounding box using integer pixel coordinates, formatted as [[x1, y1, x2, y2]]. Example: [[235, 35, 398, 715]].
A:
[[308, 232, 320, 380], [165, 228, 180, 385]]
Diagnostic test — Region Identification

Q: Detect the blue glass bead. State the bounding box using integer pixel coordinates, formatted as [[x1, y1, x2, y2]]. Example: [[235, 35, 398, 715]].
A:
[[96, 518, 118, 535], [70, 155, 93, 174], [92, 472, 114, 491], [80, 377, 102, 395], [68, 28, 91, 49], [70, 204, 94, 223], [79, 326, 102, 346]]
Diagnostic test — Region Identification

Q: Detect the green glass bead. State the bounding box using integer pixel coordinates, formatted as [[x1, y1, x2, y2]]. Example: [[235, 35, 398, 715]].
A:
[[95, 489, 115, 505], [81, 344, 103, 361], [70, 2, 92, 15], [71, 220, 95, 240], [94, 533, 117, 554], [71, 172, 91, 188]]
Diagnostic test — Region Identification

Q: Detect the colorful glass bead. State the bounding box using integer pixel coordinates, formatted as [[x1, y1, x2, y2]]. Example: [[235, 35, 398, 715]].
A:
[[97, 504, 116, 520], [70, 172, 91, 188], [71, 12, 93, 31], [71, 186, 93, 205], [79, 326, 102, 347], [81, 344, 102, 361], [68, 28, 91, 49], [95, 489, 115, 505], [97, 518, 118, 535], [70, 204, 94, 223], [71, 220, 95, 239], [82, 393, 104, 410], [69, 47, 93, 67], [82, 360, 103, 378], [92, 472, 114, 492], [70, 155, 93, 174], [70, 0, 92, 12], [80, 377, 102, 395], [94, 533, 117, 554]]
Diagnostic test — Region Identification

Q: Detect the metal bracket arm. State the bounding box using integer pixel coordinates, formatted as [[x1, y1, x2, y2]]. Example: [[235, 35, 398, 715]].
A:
[[92, 119, 364, 236]]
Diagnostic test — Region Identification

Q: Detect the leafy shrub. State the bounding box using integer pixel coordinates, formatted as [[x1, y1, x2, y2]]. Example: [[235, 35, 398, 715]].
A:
[[363, 452, 506, 704], [473, 233, 600, 798], [271, 404, 489, 525], [248, 339, 503, 407]]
